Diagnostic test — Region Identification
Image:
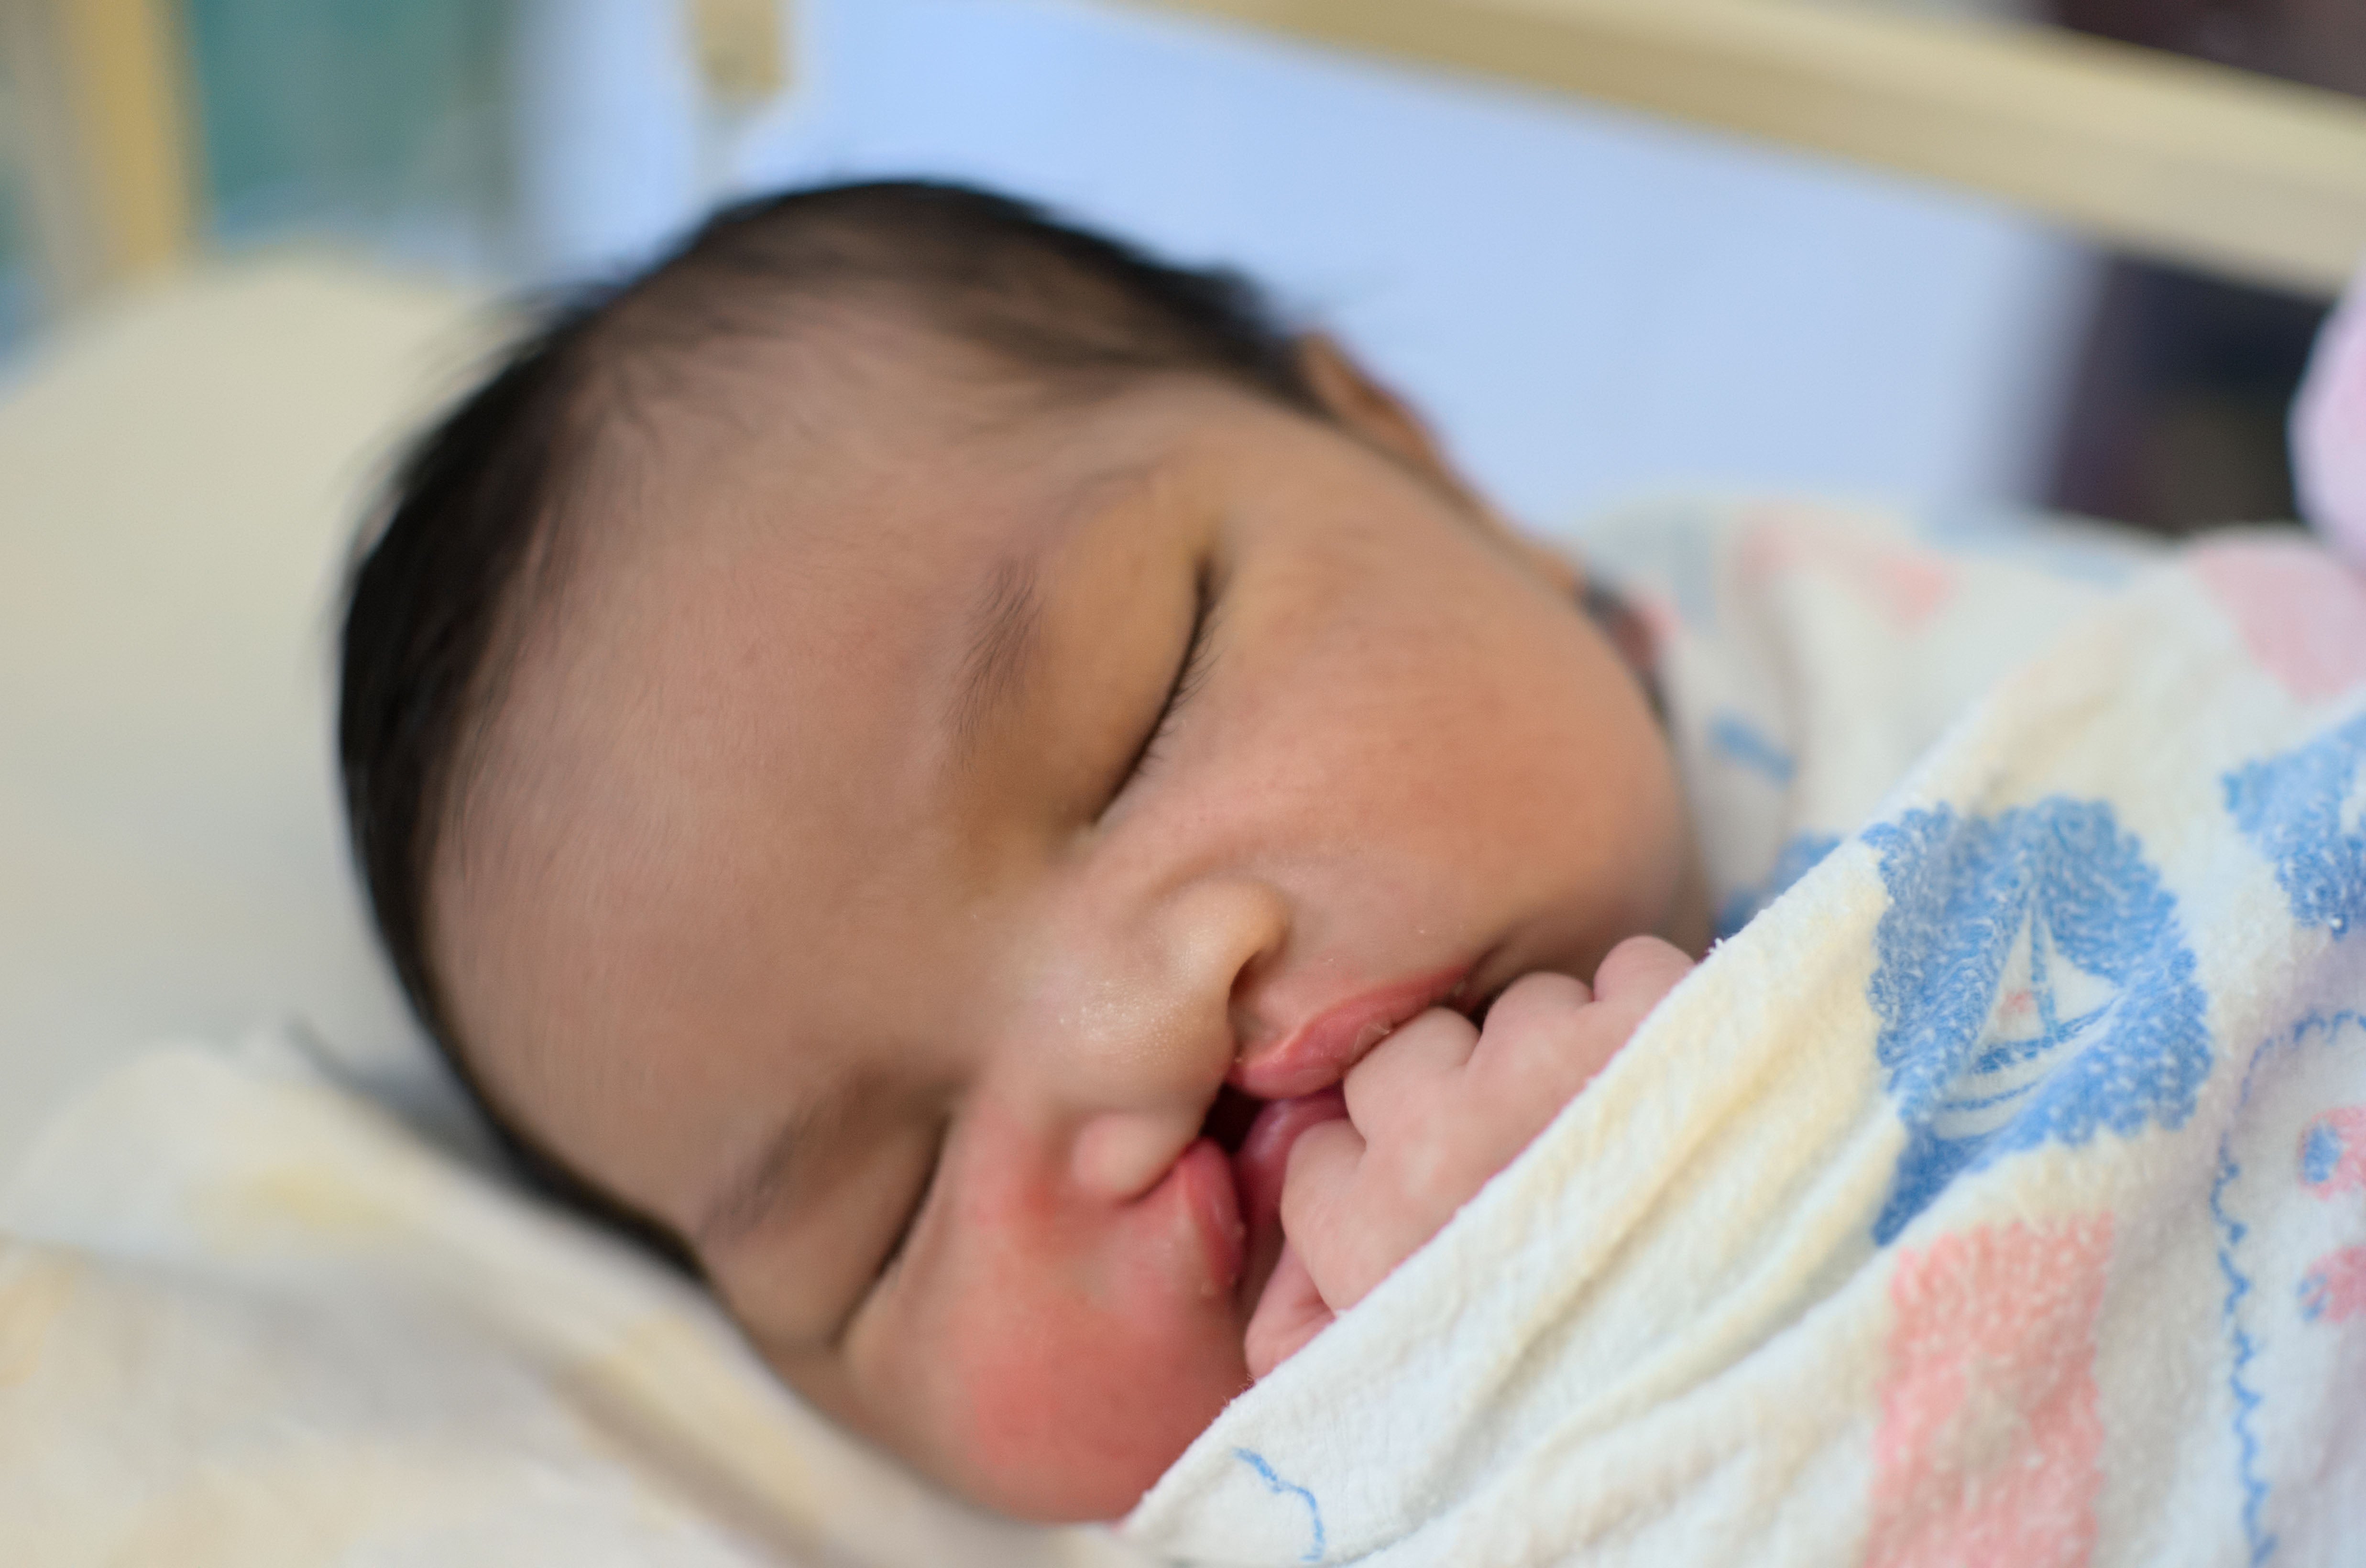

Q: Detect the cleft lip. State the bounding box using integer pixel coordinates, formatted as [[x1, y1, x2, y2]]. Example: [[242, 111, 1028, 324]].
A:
[[1227, 961, 1476, 1100]]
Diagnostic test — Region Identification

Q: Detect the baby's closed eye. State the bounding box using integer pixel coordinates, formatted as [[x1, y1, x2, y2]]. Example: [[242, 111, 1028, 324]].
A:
[[1103, 561, 1221, 812], [869, 1121, 946, 1288]]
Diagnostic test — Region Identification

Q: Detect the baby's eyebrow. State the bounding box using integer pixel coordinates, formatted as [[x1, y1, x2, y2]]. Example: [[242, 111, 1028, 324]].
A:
[[945, 554, 1045, 763], [939, 459, 1158, 771]]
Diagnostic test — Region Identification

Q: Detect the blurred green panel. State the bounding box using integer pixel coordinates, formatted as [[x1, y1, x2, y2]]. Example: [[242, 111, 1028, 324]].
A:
[[186, 0, 516, 268], [0, 184, 30, 349], [0, 70, 33, 348]]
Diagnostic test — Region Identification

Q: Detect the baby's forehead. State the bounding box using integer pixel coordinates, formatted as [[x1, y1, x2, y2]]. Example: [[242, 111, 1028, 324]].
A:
[[451, 363, 1197, 898], [446, 334, 1282, 952], [431, 411, 1199, 1166], [548, 313, 1168, 595]]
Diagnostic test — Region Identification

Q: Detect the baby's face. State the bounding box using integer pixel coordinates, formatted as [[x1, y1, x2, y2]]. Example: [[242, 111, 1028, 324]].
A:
[[433, 329, 1704, 1521]]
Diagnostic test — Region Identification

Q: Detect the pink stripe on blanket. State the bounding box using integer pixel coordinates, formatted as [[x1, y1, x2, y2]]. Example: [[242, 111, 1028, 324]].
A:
[[2191, 541, 2366, 701], [1867, 1215, 2112, 1568], [2297, 1106, 2366, 1325], [2299, 1246, 2366, 1325], [1739, 509, 1957, 632]]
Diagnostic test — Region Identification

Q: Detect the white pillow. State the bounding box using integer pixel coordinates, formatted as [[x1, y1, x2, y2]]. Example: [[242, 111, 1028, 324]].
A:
[[0, 253, 504, 1172]]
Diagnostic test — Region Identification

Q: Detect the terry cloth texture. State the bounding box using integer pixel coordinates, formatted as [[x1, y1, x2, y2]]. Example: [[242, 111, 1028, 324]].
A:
[[1124, 501, 2366, 1566], [0, 1029, 1150, 1567]]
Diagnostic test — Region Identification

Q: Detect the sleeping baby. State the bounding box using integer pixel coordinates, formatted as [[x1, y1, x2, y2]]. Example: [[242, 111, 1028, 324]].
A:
[[343, 181, 2366, 1561], [341, 178, 1709, 1522]]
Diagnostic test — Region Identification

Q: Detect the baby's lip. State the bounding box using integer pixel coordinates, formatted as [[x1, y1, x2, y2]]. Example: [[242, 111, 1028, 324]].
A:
[[1165, 1138, 1247, 1296], [1228, 962, 1475, 1100], [1229, 1089, 1349, 1311]]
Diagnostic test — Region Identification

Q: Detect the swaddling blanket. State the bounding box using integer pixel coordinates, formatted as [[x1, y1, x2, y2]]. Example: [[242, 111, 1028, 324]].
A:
[[1126, 511, 2366, 1566]]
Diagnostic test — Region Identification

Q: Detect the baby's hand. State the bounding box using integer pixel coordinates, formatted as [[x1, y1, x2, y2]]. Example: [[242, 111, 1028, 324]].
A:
[[1243, 935, 1695, 1379]]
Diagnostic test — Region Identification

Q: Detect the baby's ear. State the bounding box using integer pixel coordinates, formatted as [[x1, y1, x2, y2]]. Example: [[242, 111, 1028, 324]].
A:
[[1293, 332, 1581, 597], [1294, 332, 1447, 478]]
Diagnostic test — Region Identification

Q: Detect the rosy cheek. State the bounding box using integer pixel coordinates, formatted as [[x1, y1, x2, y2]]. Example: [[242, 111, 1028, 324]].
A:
[[905, 1110, 1251, 1522]]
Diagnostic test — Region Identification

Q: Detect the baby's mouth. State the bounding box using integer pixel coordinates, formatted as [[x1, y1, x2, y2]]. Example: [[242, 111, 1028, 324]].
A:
[[1227, 960, 1485, 1100], [1202, 1082, 1264, 1158], [1202, 1084, 1350, 1315], [1205, 962, 1510, 1314]]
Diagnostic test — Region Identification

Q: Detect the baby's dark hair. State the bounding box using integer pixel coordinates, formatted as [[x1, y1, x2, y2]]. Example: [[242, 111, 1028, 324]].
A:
[[337, 179, 1324, 1257]]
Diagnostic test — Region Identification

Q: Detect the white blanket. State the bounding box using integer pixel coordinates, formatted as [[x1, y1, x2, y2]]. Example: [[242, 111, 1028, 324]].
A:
[[0, 1032, 1142, 1566], [9, 503, 2362, 1565], [1125, 507, 2366, 1565]]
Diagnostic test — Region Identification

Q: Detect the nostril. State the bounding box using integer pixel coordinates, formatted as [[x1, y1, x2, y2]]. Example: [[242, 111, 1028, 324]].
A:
[[1226, 924, 1287, 1069]]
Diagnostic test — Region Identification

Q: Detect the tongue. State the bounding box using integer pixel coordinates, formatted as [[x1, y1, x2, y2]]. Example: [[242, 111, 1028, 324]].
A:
[[1230, 1089, 1350, 1288]]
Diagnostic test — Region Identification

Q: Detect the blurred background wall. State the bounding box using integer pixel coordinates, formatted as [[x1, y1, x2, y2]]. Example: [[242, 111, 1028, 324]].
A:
[[186, 0, 510, 273], [0, 0, 2357, 530], [2042, 0, 2365, 533]]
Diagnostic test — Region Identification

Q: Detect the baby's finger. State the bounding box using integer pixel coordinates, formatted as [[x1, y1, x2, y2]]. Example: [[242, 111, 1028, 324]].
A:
[[1591, 934, 1697, 1010], [1279, 1115, 1409, 1310], [1470, 970, 1592, 1050], [1276, 1114, 1365, 1251], [1340, 1006, 1479, 1139], [1244, 1242, 1336, 1380], [1466, 970, 1621, 1123]]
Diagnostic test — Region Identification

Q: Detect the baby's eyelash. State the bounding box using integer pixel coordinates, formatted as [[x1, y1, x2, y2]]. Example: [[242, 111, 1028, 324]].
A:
[[874, 1126, 944, 1286], [1121, 566, 1221, 790]]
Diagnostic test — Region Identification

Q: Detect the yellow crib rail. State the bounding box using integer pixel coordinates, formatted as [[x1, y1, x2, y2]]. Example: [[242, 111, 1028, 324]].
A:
[[10, 0, 2364, 307], [1125, 0, 2366, 298], [3, 0, 195, 308]]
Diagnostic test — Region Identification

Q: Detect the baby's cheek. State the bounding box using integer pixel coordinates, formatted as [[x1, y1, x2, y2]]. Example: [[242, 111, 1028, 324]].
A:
[[900, 1123, 1250, 1521]]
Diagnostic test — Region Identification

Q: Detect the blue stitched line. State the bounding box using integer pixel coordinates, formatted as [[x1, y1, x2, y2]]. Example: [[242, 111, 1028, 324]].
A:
[[2201, 1009, 2365, 1564], [2211, 1118, 2276, 1567], [1234, 1448, 1325, 1564]]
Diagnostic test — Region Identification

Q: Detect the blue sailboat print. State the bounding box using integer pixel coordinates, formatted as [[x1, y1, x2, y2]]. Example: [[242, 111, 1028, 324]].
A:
[[1864, 799, 2212, 1242]]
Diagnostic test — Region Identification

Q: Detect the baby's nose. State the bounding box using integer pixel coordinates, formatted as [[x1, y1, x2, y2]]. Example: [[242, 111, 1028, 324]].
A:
[[1027, 874, 1288, 1196], [1038, 978, 1239, 1200]]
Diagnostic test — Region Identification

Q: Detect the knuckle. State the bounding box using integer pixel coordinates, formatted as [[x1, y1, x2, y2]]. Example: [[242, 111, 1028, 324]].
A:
[[1345, 1012, 1472, 1122], [1370, 1008, 1478, 1076], [1285, 1117, 1362, 1186], [1596, 934, 1696, 998], [1379, 1124, 1482, 1217], [1478, 971, 1590, 1043]]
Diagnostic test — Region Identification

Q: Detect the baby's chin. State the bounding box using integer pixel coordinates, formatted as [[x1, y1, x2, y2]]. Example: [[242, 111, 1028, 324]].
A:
[[868, 1132, 1270, 1522]]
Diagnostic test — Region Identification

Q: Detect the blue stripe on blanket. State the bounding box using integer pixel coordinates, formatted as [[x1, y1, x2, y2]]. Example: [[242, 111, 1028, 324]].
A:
[[1914, 502, 2145, 587], [1864, 799, 2213, 1243], [1709, 711, 1795, 785]]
